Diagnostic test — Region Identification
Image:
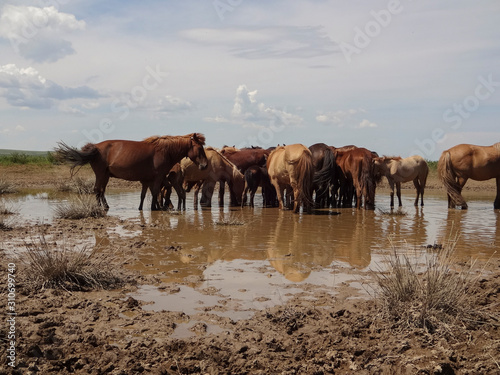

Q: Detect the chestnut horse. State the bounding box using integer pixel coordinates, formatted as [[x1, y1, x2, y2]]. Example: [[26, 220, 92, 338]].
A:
[[374, 155, 429, 208], [219, 146, 270, 172], [438, 142, 500, 209], [336, 147, 379, 209], [181, 147, 245, 208], [55, 133, 207, 211], [267, 144, 314, 213]]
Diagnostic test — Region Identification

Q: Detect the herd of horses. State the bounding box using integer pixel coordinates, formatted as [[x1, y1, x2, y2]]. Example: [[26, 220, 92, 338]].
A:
[[55, 134, 500, 212]]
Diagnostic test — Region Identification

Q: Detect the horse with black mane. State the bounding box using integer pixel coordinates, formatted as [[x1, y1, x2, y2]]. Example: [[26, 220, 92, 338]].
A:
[[55, 133, 207, 211]]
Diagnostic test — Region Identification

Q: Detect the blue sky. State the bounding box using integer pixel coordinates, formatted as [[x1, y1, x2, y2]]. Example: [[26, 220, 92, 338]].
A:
[[0, 0, 499, 160]]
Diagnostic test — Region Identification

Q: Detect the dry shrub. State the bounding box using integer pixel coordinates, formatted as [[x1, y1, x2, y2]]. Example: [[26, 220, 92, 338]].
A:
[[54, 194, 105, 219], [0, 179, 17, 194], [56, 177, 94, 194], [20, 235, 121, 291], [373, 238, 498, 334], [72, 177, 94, 194]]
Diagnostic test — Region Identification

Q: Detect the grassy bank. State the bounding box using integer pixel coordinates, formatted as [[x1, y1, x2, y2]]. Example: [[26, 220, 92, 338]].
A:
[[0, 151, 57, 166]]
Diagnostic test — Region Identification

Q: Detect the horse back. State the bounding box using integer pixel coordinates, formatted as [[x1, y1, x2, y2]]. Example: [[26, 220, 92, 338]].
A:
[[447, 143, 500, 180]]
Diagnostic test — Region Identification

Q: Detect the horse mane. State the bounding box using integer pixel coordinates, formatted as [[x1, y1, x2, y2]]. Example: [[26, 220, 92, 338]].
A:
[[143, 133, 206, 148], [494, 143, 500, 151], [207, 147, 243, 178], [142, 133, 205, 150], [380, 155, 402, 162]]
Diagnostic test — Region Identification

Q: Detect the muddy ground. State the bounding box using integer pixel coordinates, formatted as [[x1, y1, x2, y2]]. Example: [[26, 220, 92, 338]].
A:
[[1, 164, 499, 374]]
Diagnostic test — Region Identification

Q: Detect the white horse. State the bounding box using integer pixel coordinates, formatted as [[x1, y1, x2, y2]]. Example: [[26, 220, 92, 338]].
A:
[[374, 155, 429, 208]]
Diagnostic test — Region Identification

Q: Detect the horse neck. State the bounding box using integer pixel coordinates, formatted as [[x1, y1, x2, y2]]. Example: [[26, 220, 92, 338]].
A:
[[160, 137, 192, 161]]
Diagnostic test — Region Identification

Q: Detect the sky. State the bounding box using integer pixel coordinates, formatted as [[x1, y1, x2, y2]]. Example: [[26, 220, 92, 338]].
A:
[[0, 0, 499, 160]]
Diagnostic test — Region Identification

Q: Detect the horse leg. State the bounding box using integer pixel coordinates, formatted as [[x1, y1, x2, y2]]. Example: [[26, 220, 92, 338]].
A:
[[457, 177, 468, 209], [93, 173, 110, 210], [138, 183, 148, 210], [494, 177, 500, 209], [389, 180, 395, 209], [150, 180, 163, 211], [413, 178, 421, 207], [271, 179, 284, 210], [250, 187, 256, 208], [396, 182, 402, 207]]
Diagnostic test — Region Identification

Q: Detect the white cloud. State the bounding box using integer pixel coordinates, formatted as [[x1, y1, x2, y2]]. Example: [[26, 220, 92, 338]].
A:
[[0, 64, 102, 109], [0, 5, 85, 62], [358, 119, 377, 128], [220, 84, 303, 128], [315, 109, 366, 127], [180, 26, 338, 59]]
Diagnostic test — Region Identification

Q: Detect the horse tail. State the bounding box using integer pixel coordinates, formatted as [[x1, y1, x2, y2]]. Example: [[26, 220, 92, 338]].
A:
[[313, 147, 337, 189], [294, 149, 315, 208], [438, 150, 464, 206], [55, 142, 99, 176]]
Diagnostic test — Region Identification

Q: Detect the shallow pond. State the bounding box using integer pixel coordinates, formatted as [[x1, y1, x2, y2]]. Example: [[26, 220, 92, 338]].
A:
[[2, 188, 499, 335]]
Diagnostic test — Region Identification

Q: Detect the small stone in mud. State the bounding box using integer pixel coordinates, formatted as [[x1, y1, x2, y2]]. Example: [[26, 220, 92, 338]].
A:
[[125, 297, 139, 308], [189, 322, 207, 334]]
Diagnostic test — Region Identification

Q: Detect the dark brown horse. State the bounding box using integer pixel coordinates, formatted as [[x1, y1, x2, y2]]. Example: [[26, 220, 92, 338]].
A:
[[219, 146, 270, 172], [241, 165, 277, 208], [219, 146, 272, 205], [309, 143, 337, 208], [438, 142, 500, 209], [55, 133, 207, 211], [336, 147, 379, 209]]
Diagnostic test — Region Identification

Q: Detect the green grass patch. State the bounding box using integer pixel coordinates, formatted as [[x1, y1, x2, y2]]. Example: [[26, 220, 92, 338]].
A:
[[0, 151, 58, 165]]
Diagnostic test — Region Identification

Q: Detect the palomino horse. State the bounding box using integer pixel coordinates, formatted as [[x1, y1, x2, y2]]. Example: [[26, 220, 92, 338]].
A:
[[438, 143, 500, 209], [181, 147, 245, 208], [55, 133, 207, 211], [266, 144, 314, 213], [309, 143, 337, 208], [336, 147, 379, 209], [374, 155, 429, 208]]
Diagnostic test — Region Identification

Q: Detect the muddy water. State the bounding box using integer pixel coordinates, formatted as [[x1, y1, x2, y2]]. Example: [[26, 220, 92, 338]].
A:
[[3, 189, 500, 335]]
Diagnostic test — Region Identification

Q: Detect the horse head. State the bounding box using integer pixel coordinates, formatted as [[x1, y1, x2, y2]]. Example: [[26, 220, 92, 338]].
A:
[[187, 133, 208, 170]]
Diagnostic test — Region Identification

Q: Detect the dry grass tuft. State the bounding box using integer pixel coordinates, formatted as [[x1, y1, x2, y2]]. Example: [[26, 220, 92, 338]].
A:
[[54, 194, 106, 219], [372, 238, 499, 334], [20, 235, 122, 291], [0, 179, 17, 194]]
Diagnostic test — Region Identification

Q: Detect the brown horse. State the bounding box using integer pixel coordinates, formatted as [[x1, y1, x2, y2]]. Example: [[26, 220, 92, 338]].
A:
[[241, 165, 277, 208], [374, 155, 429, 208], [160, 163, 186, 210], [55, 133, 207, 211], [266, 144, 314, 213], [336, 147, 379, 209], [181, 147, 245, 208], [309, 143, 337, 208], [438, 143, 500, 209], [220, 146, 270, 172]]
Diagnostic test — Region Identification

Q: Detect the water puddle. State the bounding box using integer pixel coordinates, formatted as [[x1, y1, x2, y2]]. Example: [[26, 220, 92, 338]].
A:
[[3, 188, 500, 338]]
